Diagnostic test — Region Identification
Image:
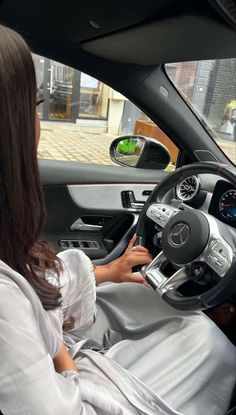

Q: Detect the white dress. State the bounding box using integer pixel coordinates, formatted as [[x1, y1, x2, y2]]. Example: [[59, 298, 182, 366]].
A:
[[0, 248, 235, 415]]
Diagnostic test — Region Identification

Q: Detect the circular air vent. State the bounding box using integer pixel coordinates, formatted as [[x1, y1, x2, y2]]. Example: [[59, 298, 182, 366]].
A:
[[176, 175, 200, 201]]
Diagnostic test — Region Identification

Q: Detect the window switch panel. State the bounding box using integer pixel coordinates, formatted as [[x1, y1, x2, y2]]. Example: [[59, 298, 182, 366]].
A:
[[59, 240, 100, 249]]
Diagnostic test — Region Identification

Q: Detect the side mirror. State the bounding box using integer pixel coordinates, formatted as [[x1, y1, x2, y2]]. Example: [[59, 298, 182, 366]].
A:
[[110, 135, 170, 169]]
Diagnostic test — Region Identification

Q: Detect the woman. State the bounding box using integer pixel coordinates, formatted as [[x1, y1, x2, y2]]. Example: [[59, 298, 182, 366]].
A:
[[0, 25, 235, 415]]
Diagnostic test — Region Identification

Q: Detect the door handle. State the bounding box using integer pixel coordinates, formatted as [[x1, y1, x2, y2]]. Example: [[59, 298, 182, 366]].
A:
[[121, 191, 145, 210], [130, 201, 145, 209], [70, 218, 103, 232]]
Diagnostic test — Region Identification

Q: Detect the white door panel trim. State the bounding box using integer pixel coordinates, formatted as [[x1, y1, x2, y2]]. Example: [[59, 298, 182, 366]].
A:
[[68, 184, 156, 211]]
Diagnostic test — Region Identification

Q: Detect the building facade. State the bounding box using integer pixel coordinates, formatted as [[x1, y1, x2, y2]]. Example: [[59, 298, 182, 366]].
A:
[[34, 54, 127, 135]]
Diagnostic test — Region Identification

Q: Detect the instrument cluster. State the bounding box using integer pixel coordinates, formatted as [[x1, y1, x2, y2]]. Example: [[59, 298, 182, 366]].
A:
[[208, 180, 236, 228]]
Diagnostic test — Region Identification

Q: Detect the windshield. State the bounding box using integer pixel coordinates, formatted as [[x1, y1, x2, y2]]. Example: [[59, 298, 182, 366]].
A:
[[165, 59, 236, 165]]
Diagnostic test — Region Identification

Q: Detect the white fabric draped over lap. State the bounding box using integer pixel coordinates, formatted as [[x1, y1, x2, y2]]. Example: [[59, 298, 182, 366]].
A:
[[0, 253, 181, 415], [0, 249, 235, 415]]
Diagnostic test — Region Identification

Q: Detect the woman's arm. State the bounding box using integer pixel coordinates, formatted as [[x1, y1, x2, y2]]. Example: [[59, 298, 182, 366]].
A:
[[0, 283, 82, 415], [94, 234, 152, 285], [53, 342, 77, 373]]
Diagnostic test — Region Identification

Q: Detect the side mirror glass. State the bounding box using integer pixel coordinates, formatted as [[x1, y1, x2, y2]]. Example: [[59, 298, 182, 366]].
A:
[[113, 137, 145, 167], [110, 135, 170, 170]]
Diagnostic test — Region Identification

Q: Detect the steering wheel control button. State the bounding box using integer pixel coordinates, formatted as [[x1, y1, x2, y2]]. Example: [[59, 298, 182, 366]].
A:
[[205, 239, 232, 276], [146, 203, 178, 228], [212, 241, 227, 258], [162, 210, 210, 265], [209, 254, 217, 263]]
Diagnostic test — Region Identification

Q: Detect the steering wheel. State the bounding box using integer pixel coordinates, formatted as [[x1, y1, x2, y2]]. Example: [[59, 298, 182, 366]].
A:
[[136, 162, 236, 311]]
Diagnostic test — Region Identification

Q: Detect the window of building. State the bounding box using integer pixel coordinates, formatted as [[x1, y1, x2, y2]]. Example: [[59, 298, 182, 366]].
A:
[[33, 54, 109, 122], [79, 73, 109, 119]]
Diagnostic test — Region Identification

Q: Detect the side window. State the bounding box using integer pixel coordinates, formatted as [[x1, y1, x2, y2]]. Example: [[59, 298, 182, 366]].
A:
[[34, 54, 178, 169], [165, 59, 236, 165]]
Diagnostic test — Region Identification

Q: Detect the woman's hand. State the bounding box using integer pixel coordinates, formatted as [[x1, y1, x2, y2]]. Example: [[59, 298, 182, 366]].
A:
[[94, 234, 152, 284], [53, 342, 77, 373]]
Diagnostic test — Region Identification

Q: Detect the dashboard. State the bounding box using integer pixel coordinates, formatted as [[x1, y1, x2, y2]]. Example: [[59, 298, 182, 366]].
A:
[[175, 176, 236, 229]]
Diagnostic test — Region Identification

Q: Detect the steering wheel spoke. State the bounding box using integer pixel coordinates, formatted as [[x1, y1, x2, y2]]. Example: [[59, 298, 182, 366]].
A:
[[143, 250, 189, 294], [146, 203, 179, 229]]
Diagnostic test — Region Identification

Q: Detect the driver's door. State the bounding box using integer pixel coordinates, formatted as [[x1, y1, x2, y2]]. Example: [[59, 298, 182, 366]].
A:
[[40, 159, 168, 264]]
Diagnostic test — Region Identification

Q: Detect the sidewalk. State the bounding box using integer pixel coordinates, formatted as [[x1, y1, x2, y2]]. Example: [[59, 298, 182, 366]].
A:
[[216, 138, 236, 164], [38, 121, 236, 165], [38, 121, 116, 165]]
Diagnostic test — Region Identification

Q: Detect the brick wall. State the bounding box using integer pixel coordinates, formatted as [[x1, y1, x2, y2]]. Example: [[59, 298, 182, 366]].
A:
[[174, 62, 199, 100]]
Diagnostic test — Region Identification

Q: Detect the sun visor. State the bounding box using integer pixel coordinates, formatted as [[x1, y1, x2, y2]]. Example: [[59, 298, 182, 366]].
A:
[[82, 14, 236, 65]]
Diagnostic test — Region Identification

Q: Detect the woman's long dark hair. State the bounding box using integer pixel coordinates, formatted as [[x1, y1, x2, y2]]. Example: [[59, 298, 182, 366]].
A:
[[0, 25, 62, 310]]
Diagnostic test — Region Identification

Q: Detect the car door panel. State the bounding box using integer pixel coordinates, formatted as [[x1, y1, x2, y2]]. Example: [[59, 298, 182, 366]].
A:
[[40, 160, 168, 262], [39, 159, 167, 185]]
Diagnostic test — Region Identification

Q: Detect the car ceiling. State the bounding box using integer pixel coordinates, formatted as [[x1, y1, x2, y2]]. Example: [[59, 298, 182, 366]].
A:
[[0, 0, 235, 77]]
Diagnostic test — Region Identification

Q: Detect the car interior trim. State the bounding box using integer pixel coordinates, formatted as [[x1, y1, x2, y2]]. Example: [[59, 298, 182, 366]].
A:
[[82, 14, 236, 64], [68, 184, 155, 211]]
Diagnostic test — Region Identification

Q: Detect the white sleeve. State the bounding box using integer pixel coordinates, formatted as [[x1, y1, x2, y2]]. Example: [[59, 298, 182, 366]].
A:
[[57, 249, 97, 331], [0, 282, 86, 415]]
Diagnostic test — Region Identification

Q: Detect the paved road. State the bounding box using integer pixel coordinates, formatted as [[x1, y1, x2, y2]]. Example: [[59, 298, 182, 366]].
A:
[[38, 122, 236, 165]]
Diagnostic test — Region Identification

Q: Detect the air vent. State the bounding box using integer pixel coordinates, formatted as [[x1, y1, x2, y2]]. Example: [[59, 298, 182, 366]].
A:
[[176, 176, 200, 201]]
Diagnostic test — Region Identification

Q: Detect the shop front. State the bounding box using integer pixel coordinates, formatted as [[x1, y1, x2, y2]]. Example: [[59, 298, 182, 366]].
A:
[[34, 55, 109, 123]]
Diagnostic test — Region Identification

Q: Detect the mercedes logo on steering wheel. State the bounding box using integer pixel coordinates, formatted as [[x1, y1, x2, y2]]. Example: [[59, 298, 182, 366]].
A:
[[170, 223, 190, 246]]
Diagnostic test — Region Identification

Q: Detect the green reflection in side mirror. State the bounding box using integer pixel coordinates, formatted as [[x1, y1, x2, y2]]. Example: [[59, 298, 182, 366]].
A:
[[115, 137, 145, 167]]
